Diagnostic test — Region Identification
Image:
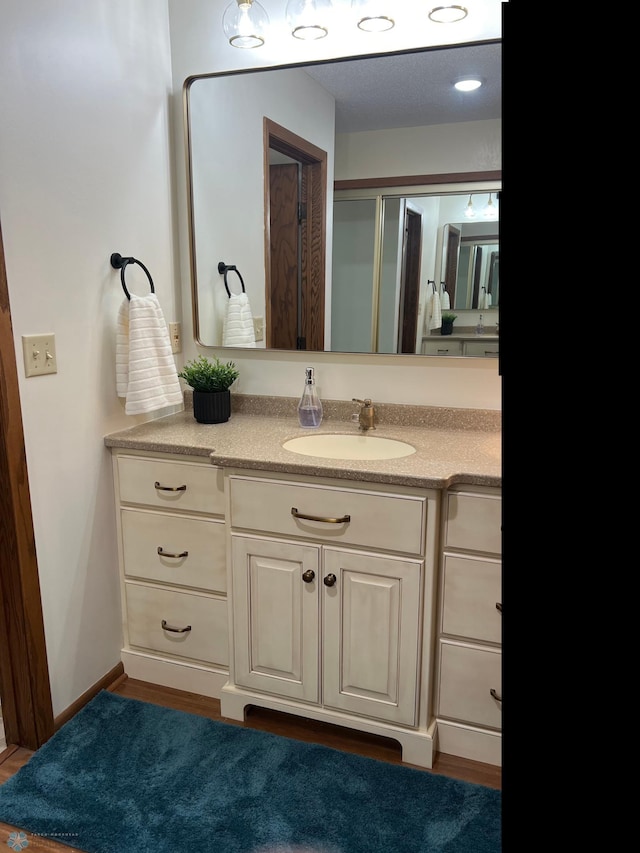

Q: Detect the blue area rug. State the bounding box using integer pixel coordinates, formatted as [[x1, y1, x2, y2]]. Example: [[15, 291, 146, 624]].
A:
[[0, 691, 501, 853]]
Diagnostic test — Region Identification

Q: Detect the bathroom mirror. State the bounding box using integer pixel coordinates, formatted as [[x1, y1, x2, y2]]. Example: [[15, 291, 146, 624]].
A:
[[185, 41, 501, 355]]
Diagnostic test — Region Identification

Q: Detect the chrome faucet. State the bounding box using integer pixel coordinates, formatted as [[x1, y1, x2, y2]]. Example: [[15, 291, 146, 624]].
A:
[[352, 398, 376, 431]]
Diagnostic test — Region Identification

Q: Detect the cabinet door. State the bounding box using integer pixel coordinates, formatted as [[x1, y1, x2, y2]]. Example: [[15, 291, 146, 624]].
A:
[[231, 536, 320, 703], [322, 548, 422, 726]]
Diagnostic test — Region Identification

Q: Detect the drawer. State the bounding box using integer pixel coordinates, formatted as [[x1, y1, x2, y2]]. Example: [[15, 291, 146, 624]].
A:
[[462, 340, 499, 358], [438, 641, 502, 730], [445, 490, 501, 554], [229, 476, 426, 555], [442, 554, 502, 644], [421, 339, 463, 356], [121, 508, 226, 594], [117, 456, 224, 515], [125, 583, 228, 666]]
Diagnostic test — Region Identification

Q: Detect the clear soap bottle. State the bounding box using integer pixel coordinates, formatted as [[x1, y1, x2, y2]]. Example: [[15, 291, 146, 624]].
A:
[[476, 313, 485, 335], [298, 367, 323, 428]]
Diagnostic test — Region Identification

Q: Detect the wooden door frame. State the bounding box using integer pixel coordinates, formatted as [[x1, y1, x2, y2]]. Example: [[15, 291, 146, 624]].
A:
[[0, 218, 54, 750], [263, 118, 327, 351]]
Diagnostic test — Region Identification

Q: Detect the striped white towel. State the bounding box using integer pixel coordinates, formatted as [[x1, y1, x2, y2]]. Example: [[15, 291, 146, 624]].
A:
[[116, 295, 183, 415], [429, 290, 442, 330], [222, 293, 256, 347]]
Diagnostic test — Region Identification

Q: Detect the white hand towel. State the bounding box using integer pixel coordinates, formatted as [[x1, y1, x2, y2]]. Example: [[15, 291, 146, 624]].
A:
[[441, 289, 451, 310], [428, 290, 442, 330], [116, 294, 183, 415], [422, 289, 433, 335], [222, 293, 256, 347]]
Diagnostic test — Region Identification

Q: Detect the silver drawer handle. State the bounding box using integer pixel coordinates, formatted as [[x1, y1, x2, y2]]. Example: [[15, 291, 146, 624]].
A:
[[154, 481, 187, 492], [161, 619, 191, 634], [291, 507, 351, 524], [157, 547, 189, 558], [490, 688, 501, 704]]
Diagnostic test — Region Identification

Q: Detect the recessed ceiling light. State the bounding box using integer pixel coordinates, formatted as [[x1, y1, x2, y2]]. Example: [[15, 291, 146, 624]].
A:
[[454, 78, 482, 92], [428, 5, 468, 24]]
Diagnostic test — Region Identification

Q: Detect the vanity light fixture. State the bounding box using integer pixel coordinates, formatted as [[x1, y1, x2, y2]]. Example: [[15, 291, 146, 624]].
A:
[[464, 194, 476, 218], [483, 192, 498, 219], [454, 77, 482, 91], [286, 0, 333, 40], [428, 5, 468, 23], [222, 0, 270, 48], [352, 0, 395, 32]]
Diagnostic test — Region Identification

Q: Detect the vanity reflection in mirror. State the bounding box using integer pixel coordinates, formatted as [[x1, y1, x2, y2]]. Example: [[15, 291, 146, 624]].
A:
[[185, 42, 501, 357]]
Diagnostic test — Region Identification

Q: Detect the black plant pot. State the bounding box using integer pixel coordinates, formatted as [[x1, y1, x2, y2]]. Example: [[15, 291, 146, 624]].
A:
[[440, 321, 454, 336], [192, 389, 231, 424]]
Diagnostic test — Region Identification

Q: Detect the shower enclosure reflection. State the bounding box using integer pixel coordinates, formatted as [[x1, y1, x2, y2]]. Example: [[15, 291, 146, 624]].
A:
[[331, 190, 500, 354]]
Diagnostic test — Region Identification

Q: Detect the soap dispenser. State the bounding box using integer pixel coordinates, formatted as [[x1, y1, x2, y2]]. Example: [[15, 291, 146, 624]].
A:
[[298, 367, 323, 428]]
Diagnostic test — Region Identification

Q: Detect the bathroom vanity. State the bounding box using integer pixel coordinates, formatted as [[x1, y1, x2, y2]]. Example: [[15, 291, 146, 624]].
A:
[[105, 397, 501, 768]]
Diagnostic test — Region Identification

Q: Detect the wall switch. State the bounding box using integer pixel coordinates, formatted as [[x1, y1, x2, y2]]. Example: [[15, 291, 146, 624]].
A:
[[254, 316, 264, 342], [169, 322, 182, 354], [22, 334, 57, 377]]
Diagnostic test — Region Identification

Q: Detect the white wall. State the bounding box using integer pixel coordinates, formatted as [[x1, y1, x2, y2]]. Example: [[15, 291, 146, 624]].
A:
[[168, 0, 503, 409], [0, 0, 179, 715]]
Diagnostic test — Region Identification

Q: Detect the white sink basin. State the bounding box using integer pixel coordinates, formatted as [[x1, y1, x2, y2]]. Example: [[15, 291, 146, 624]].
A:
[[282, 433, 416, 461]]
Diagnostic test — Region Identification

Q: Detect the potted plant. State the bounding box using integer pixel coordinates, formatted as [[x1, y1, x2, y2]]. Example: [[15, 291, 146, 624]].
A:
[[178, 355, 239, 424], [440, 313, 457, 336]]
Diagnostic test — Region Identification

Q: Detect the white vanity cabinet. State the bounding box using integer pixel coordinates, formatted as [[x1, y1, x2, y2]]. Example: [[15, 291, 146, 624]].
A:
[[435, 485, 502, 765], [111, 451, 230, 697], [221, 471, 440, 768]]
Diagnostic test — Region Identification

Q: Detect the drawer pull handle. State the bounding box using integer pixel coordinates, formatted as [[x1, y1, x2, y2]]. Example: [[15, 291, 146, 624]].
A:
[[302, 569, 315, 583], [490, 688, 502, 704], [157, 547, 189, 559], [496, 602, 502, 613], [291, 507, 351, 524], [323, 573, 337, 587], [161, 619, 191, 634], [154, 481, 187, 492]]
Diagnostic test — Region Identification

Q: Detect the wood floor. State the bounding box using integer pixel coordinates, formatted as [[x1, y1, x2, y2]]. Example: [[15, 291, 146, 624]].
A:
[[0, 677, 501, 852]]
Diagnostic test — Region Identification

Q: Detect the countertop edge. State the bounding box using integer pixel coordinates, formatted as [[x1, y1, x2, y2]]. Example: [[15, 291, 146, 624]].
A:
[[105, 407, 501, 490]]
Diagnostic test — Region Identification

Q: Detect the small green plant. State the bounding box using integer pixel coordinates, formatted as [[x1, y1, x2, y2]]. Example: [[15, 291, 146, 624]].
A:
[[178, 356, 239, 392], [441, 313, 457, 323]]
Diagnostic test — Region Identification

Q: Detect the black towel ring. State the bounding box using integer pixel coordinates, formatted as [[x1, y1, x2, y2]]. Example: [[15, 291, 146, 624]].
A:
[[110, 252, 155, 301], [218, 261, 246, 298]]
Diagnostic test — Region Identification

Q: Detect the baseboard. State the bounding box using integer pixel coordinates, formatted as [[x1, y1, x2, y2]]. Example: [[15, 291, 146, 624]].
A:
[[53, 662, 125, 732], [121, 650, 228, 698], [436, 719, 502, 766]]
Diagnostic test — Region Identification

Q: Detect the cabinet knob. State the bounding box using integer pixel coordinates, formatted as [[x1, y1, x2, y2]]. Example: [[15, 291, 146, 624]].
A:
[[323, 573, 337, 587], [302, 569, 315, 583]]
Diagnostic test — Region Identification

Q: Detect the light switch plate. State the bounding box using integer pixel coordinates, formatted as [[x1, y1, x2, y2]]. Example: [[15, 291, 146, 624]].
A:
[[22, 334, 57, 377]]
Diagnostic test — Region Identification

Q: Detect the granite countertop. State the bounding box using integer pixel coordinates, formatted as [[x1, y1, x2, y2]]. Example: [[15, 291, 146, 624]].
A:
[[104, 395, 501, 489]]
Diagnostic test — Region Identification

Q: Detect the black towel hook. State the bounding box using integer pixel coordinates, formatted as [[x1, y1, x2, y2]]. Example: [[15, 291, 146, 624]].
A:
[[218, 261, 246, 298], [111, 252, 155, 301]]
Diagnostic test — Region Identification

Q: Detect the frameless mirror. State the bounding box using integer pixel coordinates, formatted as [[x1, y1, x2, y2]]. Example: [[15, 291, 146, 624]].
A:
[[185, 42, 501, 356]]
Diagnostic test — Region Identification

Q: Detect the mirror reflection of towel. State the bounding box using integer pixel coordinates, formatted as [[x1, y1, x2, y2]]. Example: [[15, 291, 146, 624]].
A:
[[441, 289, 450, 310], [428, 290, 442, 330], [222, 293, 256, 347]]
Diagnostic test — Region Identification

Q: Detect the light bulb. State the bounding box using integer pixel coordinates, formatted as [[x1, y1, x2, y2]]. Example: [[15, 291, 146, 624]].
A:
[[222, 0, 269, 49], [464, 195, 475, 218], [428, 5, 468, 23], [454, 78, 482, 92], [286, 0, 334, 41], [483, 193, 498, 219], [352, 1, 395, 31]]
